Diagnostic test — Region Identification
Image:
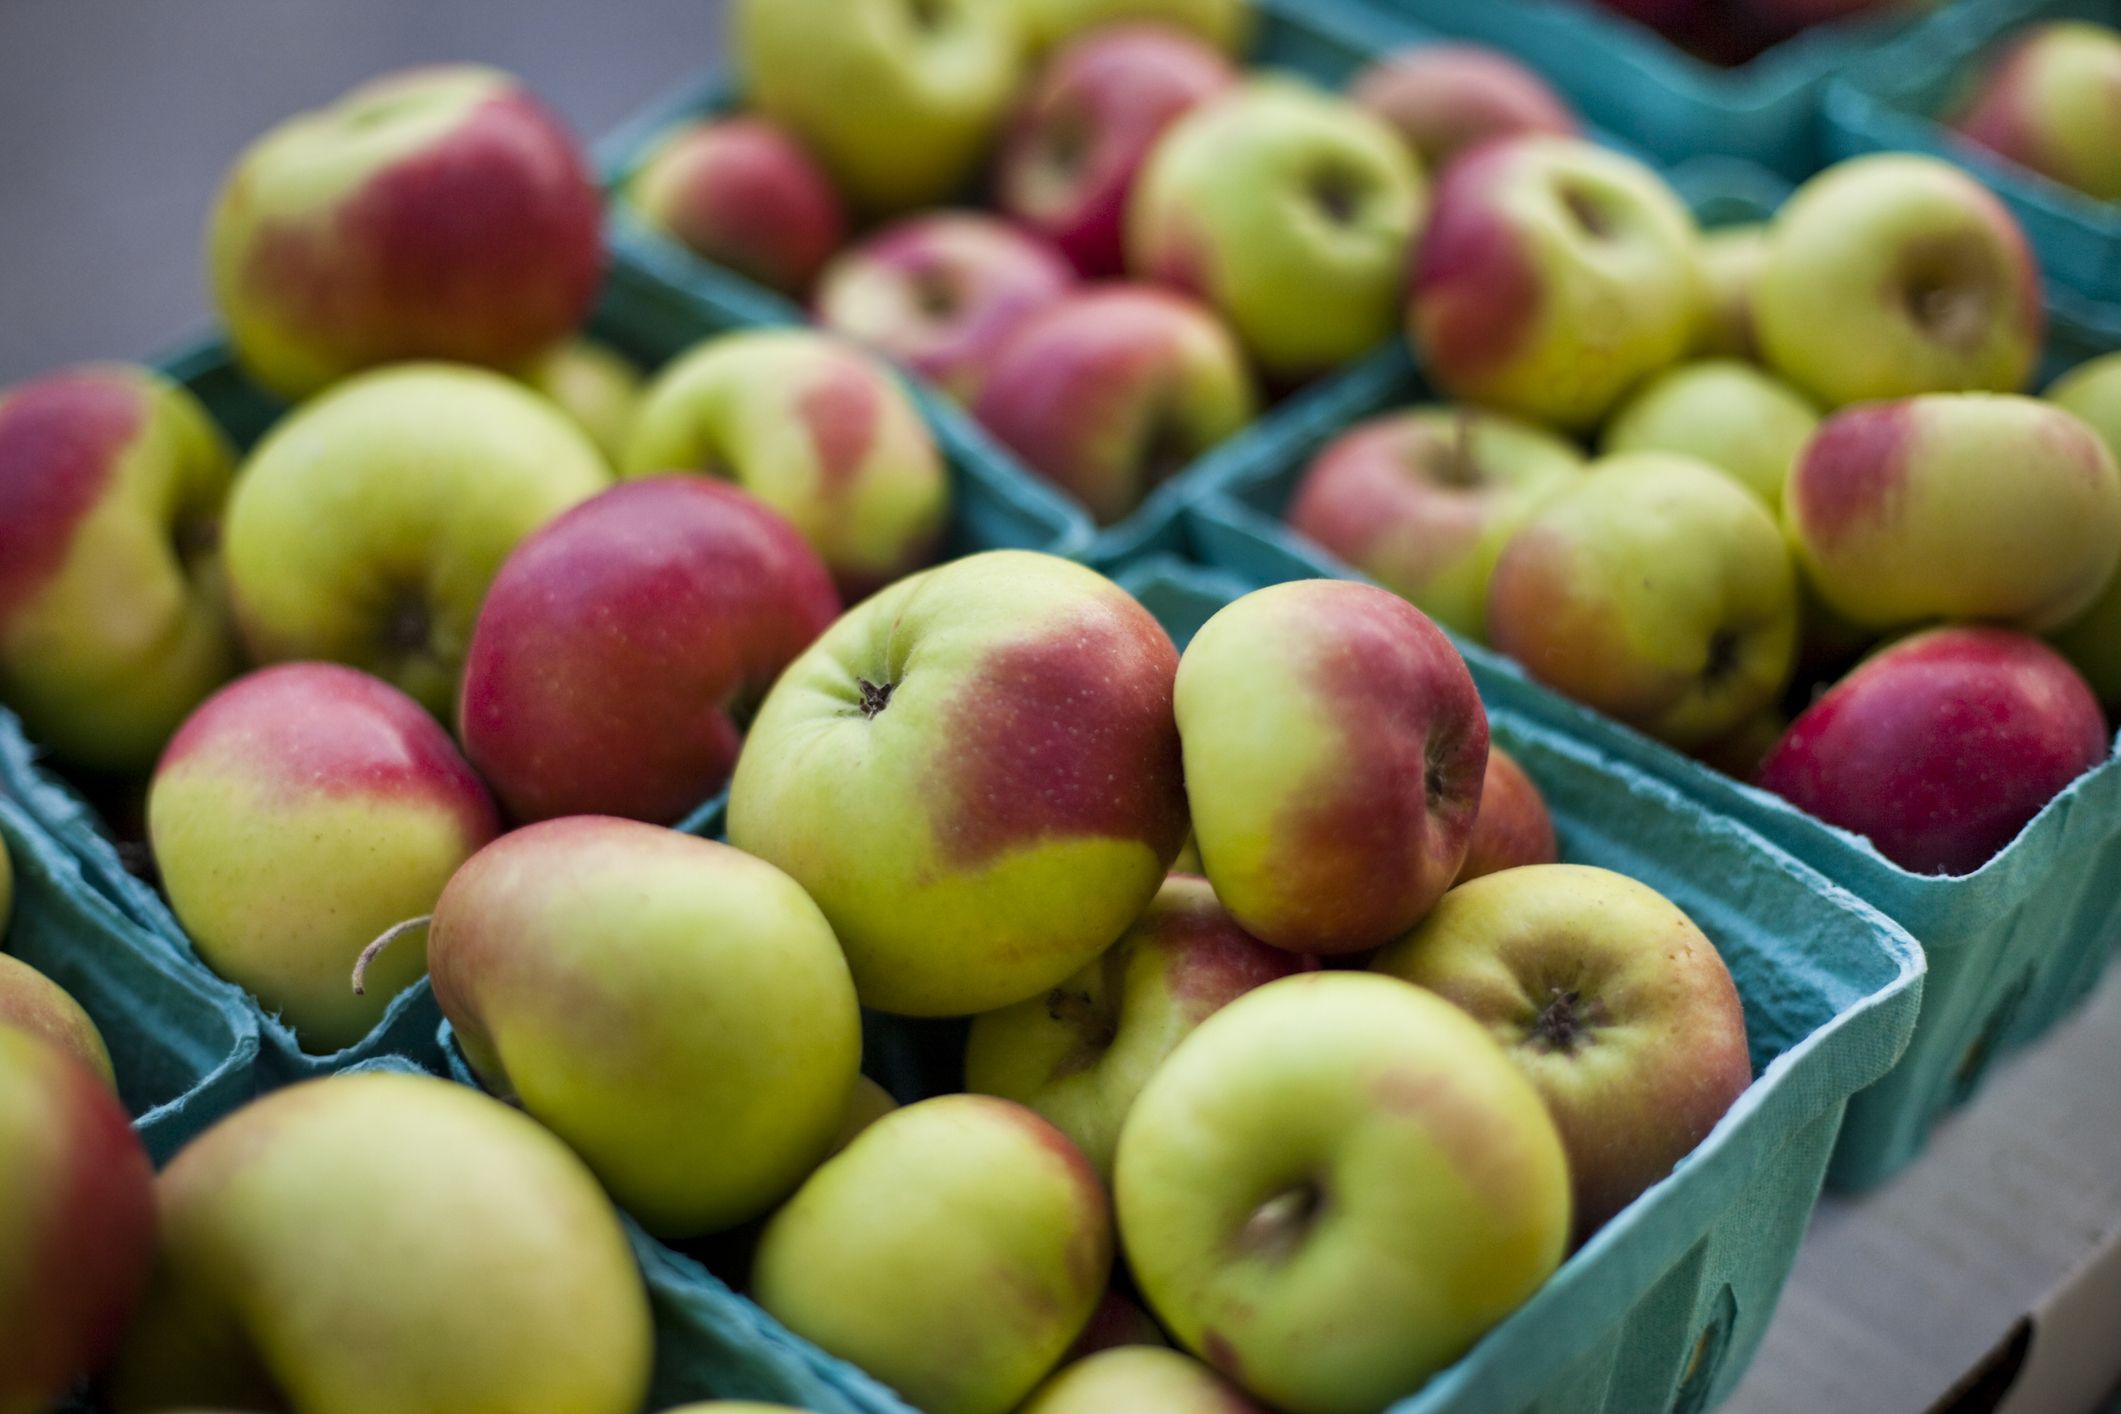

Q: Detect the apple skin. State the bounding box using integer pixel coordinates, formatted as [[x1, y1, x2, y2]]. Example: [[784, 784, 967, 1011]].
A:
[[965, 873, 1304, 1179], [459, 476, 838, 825], [1350, 44, 1577, 172], [107, 1071, 651, 1412], [520, 337, 642, 465], [1602, 359, 1819, 507], [1692, 706, 1790, 781], [1754, 154, 2043, 408], [2048, 354, 2121, 705], [1022, 1347, 1263, 1413], [1695, 224, 1767, 360], [998, 26, 1237, 278], [623, 116, 847, 296], [1285, 405, 1586, 640], [209, 65, 601, 401], [1115, 972, 1570, 1414], [224, 362, 610, 718], [831, 1075, 899, 1156], [0, 365, 237, 773], [1410, 135, 1705, 431], [1785, 393, 2121, 633], [623, 328, 950, 599], [752, 1094, 1113, 1414], [971, 285, 1258, 525], [735, 0, 1022, 215], [1017, 0, 1250, 53], [429, 818, 861, 1237], [1455, 745, 1559, 884], [730, 551, 1187, 1015], [1951, 22, 2121, 203], [1757, 627, 2109, 875], [0, 953, 116, 1088], [1374, 863, 1752, 1244], [815, 212, 1076, 402], [148, 663, 499, 1053], [1487, 453, 1799, 748], [1128, 80, 1426, 384], [0, 1028, 156, 1414], [1175, 580, 1488, 955]]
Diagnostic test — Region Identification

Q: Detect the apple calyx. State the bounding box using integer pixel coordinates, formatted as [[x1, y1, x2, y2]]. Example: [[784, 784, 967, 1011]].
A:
[[1308, 165, 1364, 226], [1527, 985, 1603, 1055], [1558, 183, 1613, 241], [1043, 985, 1120, 1059], [350, 913, 434, 996], [1241, 1181, 1326, 1261], [856, 677, 895, 718]]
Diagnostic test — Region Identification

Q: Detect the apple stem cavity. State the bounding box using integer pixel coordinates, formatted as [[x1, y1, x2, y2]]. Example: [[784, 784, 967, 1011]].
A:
[[351, 914, 433, 996], [1241, 1182, 1326, 1260], [856, 677, 895, 719], [1308, 166, 1363, 226], [1529, 986, 1599, 1055], [1558, 183, 1613, 240]]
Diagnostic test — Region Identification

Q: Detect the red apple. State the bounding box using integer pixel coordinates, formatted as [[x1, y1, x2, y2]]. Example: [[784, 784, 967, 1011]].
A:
[[1351, 44, 1578, 172], [1455, 744, 1560, 883], [459, 476, 840, 825], [1757, 627, 2109, 875], [997, 25, 1238, 277], [1950, 21, 2121, 204], [623, 116, 847, 296]]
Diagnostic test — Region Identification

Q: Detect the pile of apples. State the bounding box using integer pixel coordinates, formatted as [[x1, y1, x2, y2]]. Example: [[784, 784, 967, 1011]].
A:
[[1949, 16, 2121, 204]]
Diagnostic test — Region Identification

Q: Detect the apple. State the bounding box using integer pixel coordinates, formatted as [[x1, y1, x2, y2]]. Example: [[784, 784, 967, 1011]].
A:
[[970, 285, 1257, 524], [623, 328, 950, 598], [108, 1071, 652, 1410], [1785, 393, 2121, 632], [1115, 972, 1569, 1413], [997, 25, 1236, 278], [1284, 404, 1586, 640], [965, 872, 1303, 1178], [1410, 135, 1705, 431], [460, 476, 838, 825], [0, 1028, 156, 1413], [815, 212, 1076, 401], [1455, 744, 1559, 883], [1065, 1287, 1169, 1359], [1695, 223, 1767, 360], [752, 1094, 1112, 1414], [1175, 579, 1487, 955], [1602, 359, 1819, 507], [2047, 353, 2121, 705], [832, 1074, 900, 1155], [731, 551, 1187, 1015], [0, 952, 116, 1087], [1692, 706, 1790, 781], [1757, 627, 2109, 875], [1350, 44, 1577, 171], [1374, 863, 1751, 1242], [148, 663, 499, 1053], [1951, 21, 2121, 203], [223, 362, 609, 718], [0, 364, 237, 772], [622, 115, 847, 295], [1016, 0, 1250, 53], [735, 0, 1022, 214], [208, 65, 601, 401], [1487, 452, 1799, 748], [521, 337, 643, 465], [1128, 80, 1426, 384], [1022, 1347, 1263, 1413], [1753, 154, 2043, 408]]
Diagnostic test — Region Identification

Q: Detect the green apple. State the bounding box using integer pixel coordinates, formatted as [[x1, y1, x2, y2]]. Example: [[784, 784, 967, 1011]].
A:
[[729, 550, 1187, 1015], [223, 362, 610, 717], [0, 364, 237, 771], [1693, 223, 1766, 359], [1754, 154, 2043, 408], [1601, 359, 1818, 507], [0, 952, 115, 1088], [1487, 452, 1798, 748], [2046, 353, 2121, 704], [965, 873, 1302, 1179], [521, 337, 641, 465], [753, 1094, 1112, 1414], [624, 328, 950, 598], [429, 817, 861, 1238], [1952, 21, 2121, 203], [1017, 0, 1251, 53], [1284, 405, 1585, 640], [1115, 972, 1569, 1414], [1128, 79, 1426, 384], [1022, 1346, 1263, 1413], [1174, 580, 1487, 955], [148, 663, 499, 1053], [108, 1071, 651, 1411], [832, 1074, 899, 1155], [735, 0, 1023, 214], [1786, 393, 2121, 632]]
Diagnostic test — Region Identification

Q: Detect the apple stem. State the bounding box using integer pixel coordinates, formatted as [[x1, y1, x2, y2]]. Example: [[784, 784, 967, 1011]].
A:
[[351, 914, 433, 996]]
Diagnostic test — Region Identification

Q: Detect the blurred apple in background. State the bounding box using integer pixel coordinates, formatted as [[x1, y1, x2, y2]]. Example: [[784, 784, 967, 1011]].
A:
[[999, 25, 1236, 278], [1695, 223, 1769, 359], [1285, 405, 1585, 640], [1410, 135, 1704, 431], [1692, 706, 1791, 781], [208, 65, 602, 400], [1022, 1346, 1264, 1413], [816, 212, 1076, 401], [0, 365, 236, 772], [1950, 20, 2121, 203], [1351, 44, 1577, 171], [521, 338, 643, 465], [2047, 353, 2121, 706], [1603, 359, 1818, 507], [1455, 744, 1559, 883], [1758, 627, 2109, 875], [623, 116, 847, 296], [1754, 154, 2042, 407], [1129, 80, 1425, 383], [971, 285, 1256, 524], [0, 953, 115, 1087], [1017, 0, 1251, 54]]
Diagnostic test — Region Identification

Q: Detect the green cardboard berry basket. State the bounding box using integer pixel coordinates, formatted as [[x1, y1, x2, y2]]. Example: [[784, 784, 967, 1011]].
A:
[[427, 556, 1921, 1414]]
